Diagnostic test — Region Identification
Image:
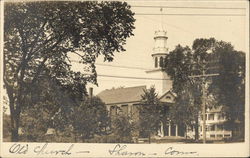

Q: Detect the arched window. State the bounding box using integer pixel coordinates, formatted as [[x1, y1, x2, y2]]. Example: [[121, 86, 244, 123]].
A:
[[159, 56, 164, 67], [155, 57, 158, 68], [165, 57, 167, 67], [166, 96, 171, 100]]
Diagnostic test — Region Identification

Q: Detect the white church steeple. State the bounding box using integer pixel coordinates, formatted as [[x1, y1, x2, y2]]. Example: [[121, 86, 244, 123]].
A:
[[152, 8, 169, 69], [145, 8, 172, 95], [152, 29, 169, 69]]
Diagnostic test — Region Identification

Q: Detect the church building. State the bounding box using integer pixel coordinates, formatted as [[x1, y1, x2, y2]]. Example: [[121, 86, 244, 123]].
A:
[[97, 27, 184, 138]]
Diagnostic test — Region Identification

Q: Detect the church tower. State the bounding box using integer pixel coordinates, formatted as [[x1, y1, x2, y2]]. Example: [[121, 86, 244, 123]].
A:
[[152, 29, 168, 69], [145, 19, 172, 95]]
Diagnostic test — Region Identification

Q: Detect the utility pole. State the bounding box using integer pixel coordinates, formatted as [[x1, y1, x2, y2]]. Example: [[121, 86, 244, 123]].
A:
[[189, 62, 219, 144], [201, 68, 207, 144]]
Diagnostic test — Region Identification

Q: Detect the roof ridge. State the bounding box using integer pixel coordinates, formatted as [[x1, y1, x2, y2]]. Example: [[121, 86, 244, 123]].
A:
[[100, 85, 146, 92]]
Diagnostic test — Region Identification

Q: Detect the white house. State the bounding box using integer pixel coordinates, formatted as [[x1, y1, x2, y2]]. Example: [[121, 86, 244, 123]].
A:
[[187, 106, 232, 140]]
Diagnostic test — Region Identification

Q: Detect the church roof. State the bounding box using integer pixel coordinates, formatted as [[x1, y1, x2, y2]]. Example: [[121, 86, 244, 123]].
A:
[[97, 86, 146, 105]]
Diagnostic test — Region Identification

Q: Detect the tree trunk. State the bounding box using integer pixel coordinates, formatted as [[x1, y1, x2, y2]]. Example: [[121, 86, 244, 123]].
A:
[[6, 84, 20, 142], [10, 113, 20, 142], [11, 128, 19, 142], [185, 124, 188, 140], [11, 96, 23, 142]]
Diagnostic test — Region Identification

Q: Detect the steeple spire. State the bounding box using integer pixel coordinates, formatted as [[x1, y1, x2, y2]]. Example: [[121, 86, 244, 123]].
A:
[[145, 7, 172, 95], [153, 7, 168, 55], [160, 7, 164, 31], [151, 7, 169, 69]]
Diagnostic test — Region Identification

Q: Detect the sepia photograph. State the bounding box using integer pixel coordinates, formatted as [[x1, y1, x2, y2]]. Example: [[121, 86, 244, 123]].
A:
[[0, 0, 249, 157]]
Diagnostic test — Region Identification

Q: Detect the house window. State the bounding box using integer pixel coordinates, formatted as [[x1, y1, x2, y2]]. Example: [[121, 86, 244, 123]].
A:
[[216, 124, 224, 131], [208, 114, 214, 120], [217, 114, 224, 120], [210, 125, 215, 131], [217, 134, 223, 138], [155, 57, 158, 68], [224, 134, 231, 137], [201, 114, 208, 120], [210, 134, 215, 138], [205, 125, 208, 131]]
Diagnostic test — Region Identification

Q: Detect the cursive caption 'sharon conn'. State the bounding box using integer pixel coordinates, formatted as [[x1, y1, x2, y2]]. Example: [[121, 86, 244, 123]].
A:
[[108, 144, 198, 156]]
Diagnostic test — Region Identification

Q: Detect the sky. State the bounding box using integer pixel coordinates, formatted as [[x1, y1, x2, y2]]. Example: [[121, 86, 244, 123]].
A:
[[74, 0, 248, 95]]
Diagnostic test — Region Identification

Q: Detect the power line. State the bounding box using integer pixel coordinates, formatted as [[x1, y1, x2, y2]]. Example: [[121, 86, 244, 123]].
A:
[[71, 60, 152, 71], [95, 63, 151, 70], [135, 13, 245, 16], [97, 74, 171, 81], [95, 79, 155, 83], [131, 5, 246, 10], [71, 60, 171, 80], [140, 15, 194, 35]]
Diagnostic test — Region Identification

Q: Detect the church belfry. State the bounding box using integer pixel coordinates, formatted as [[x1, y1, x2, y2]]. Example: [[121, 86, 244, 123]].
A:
[[152, 29, 169, 69]]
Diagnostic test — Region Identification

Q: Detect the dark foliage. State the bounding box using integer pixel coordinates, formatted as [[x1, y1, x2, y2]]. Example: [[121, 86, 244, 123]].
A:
[[4, 1, 135, 141]]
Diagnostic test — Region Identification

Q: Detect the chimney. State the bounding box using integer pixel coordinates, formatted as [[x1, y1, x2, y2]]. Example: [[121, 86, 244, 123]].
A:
[[89, 87, 93, 98]]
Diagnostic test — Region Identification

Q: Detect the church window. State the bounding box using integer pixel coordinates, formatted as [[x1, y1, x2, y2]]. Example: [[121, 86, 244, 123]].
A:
[[159, 56, 164, 67], [121, 104, 128, 115], [110, 106, 117, 116], [166, 96, 171, 100], [155, 57, 158, 68]]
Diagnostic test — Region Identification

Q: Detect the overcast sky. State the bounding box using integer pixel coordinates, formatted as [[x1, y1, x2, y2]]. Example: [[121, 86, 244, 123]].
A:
[[75, 0, 248, 95]]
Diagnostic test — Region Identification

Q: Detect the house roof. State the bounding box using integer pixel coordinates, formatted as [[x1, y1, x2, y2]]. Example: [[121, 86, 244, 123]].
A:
[[97, 86, 147, 105]]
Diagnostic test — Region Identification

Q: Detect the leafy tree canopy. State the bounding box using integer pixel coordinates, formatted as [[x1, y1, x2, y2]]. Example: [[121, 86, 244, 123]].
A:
[[4, 1, 135, 141], [165, 38, 245, 139]]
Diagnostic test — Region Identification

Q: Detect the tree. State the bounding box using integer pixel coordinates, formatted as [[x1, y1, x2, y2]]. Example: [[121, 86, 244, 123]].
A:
[[19, 74, 77, 142], [61, 96, 110, 142], [4, 1, 135, 141], [139, 87, 161, 143], [111, 114, 134, 143], [165, 44, 202, 140], [3, 113, 11, 141], [20, 104, 51, 142], [210, 41, 245, 139], [165, 38, 245, 141]]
